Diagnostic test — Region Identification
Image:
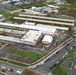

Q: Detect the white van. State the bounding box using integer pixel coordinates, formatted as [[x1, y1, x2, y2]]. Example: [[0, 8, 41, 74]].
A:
[[15, 69, 23, 75]]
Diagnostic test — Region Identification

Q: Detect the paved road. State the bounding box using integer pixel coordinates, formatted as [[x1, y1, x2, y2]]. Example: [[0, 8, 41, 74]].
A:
[[35, 38, 76, 74], [61, 57, 76, 75], [0, 61, 24, 75]]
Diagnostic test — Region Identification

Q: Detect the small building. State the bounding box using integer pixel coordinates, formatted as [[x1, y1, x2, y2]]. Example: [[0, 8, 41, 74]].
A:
[[42, 35, 53, 45], [20, 30, 42, 46], [22, 21, 35, 26]]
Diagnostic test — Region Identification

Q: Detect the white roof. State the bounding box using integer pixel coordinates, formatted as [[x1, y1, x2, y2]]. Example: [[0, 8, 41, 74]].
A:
[[42, 35, 53, 43], [37, 24, 68, 31], [22, 21, 35, 26], [20, 30, 42, 44], [0, 35, 20, 43], [31, 6, 36, 10], [19, 14, 74, 23], [47, 5, 59, 8], [0, 28, 26, 35], [0, 22, 56, 35], [0, 14, 3, 17], [14, 17, 74, 26]]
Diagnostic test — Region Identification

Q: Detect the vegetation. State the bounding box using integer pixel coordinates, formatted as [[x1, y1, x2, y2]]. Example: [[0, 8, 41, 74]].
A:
[[66, 27, 74, 35], [52, 47, 76, 75], [9, 7, 18, 11], [0, 42, 6, 48], [68, 62, 73, 68], [59, 3, 76, 17], [8, 49, 44, 61], [22, 68, 40, 75], [0, 57, 26, 67], [0, 10, 18, 21], [66, 0, 76, 3], [19, 1, 46, 8], [47, 2, 56, 5]]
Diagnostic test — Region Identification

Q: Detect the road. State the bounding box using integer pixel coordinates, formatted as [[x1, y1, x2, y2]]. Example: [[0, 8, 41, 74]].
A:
[[35, 38, 76, 74], [0, 60, 24, 75], [61, 57, 76, 75]]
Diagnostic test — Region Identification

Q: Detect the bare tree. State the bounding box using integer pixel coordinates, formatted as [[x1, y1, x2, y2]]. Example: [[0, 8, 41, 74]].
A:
[[22, 68, 39, 75]]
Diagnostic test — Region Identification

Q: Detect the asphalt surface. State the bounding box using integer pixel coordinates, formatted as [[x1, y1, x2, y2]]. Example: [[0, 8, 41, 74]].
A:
[[0, 61, 24, 75], [35, 38, 76, 74], [62, 57, 76, 75]]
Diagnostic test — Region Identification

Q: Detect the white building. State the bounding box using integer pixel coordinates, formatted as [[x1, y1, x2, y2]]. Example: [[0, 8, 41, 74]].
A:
[[20, 30, 42, 46], [0, 14, 5, 22], [22, 21, 35, 26], [42, 35, 53, 44]]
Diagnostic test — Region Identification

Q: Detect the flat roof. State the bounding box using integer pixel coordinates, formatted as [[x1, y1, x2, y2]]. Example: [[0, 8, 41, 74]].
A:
[[36, 24, 69, 31], [0, 28, 26, 35], [42, 35, 53, 43], [20, 30, 42, 44], [0, 22, 56, 35], [0, 14, 3, 17], [19, 14, 74, 23], [22, 21, 35, 26], [0, 35, 20, 43], [23, 12, 47, 16], [13, 17, 74, 26]]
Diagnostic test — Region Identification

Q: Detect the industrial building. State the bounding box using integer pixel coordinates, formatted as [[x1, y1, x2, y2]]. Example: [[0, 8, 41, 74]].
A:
[[19, 14, 74, 23], [20, 30, 42, 46], [0, 9, 74, 46], [0, 22, 69, 46], [0, 22, 57, 35], [14, 16, 74, 26], [42, 35, 53, 45]]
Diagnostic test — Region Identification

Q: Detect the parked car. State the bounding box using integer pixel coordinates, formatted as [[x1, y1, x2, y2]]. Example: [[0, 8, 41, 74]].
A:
[[1, 66, 6, 73], [15, 69, 23, 75]]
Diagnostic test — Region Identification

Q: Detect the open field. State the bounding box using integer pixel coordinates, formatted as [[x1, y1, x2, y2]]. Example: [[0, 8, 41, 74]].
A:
[[0, 57, 26, 67], [0, 42, 6, 48], [8, 48, 44, 62]]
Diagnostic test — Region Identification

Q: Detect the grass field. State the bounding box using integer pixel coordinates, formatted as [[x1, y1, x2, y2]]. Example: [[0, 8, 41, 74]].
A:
[[68, 62, 73, 68], [0, 57, 26, 67], [8, 49, 44, 61], [0, 42, 6, 48], [52, 47, 76, 75], [19, 1, 46, 8], [0, 10, 18, 21]]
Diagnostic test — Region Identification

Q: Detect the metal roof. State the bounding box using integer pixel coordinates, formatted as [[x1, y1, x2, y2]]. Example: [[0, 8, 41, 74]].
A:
[[19, 14, 74, 23], [0, 35, 20, 43], [13, 17, 74, 26], [0, 22, 56, 35], [0, 28, 26, 35], [42, 35, 53, 44], [20, 30, 42, 44]]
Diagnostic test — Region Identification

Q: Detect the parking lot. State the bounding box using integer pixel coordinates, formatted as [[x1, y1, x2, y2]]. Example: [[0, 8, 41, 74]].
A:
[[0, 61, 24, 75]]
